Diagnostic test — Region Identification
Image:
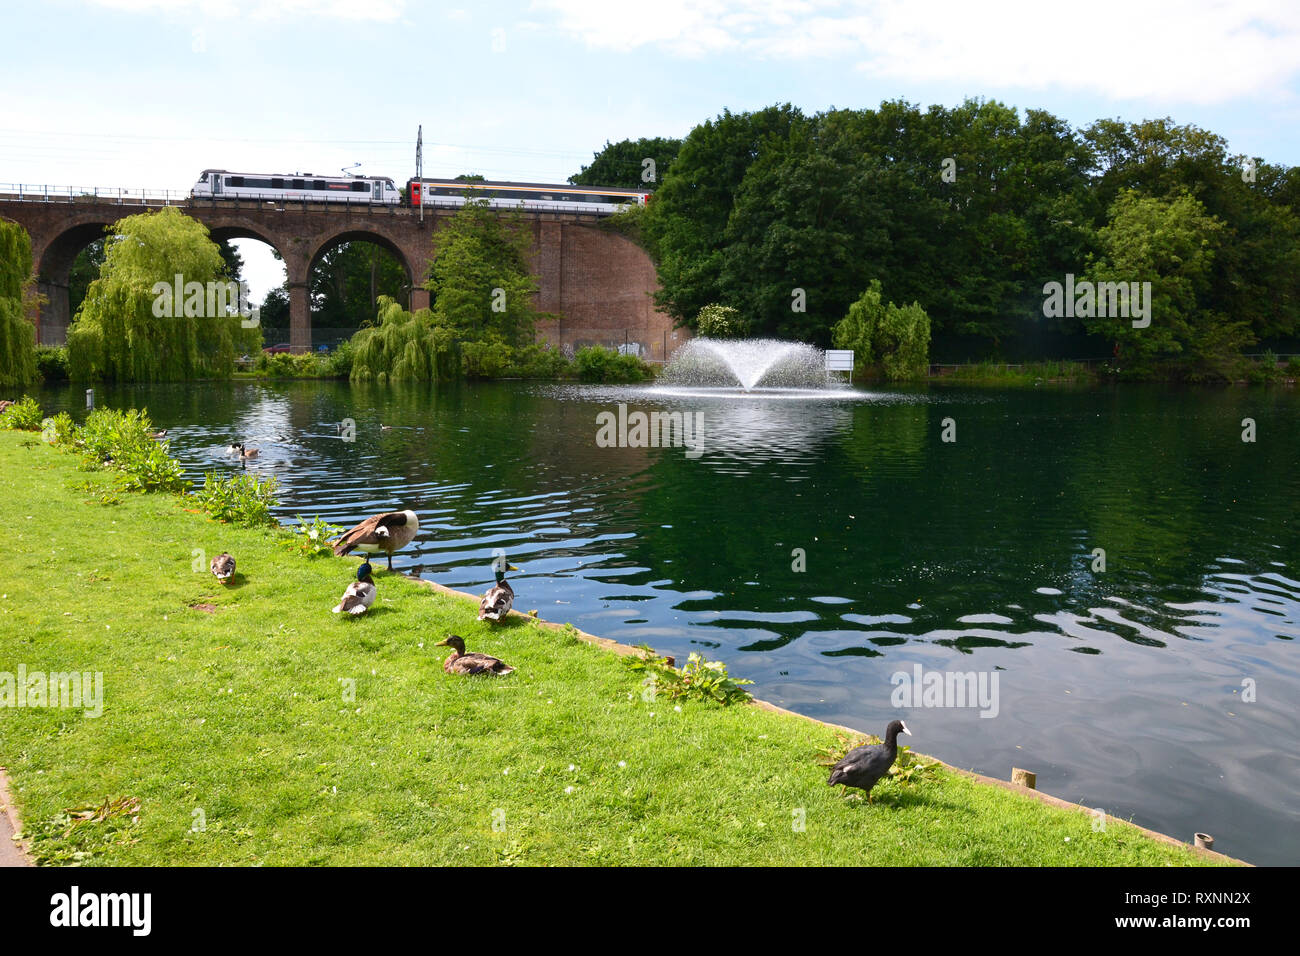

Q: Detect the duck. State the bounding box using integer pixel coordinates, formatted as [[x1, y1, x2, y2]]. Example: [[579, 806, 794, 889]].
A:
[[210, 552, 236, 585], [435, 635, 514, 676], [331, 560, 376, 615], [478, 560, 521, 622], [332, 510, 420, 571], [827, 720, 912, 802], [150, 429, 167, 439], [379, 423, 393, 432]]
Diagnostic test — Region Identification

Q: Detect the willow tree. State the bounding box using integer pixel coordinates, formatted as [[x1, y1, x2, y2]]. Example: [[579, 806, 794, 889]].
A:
[[67, 207, 257, 381], [350, 296, 456, 383], [0, 218, 38, 389]]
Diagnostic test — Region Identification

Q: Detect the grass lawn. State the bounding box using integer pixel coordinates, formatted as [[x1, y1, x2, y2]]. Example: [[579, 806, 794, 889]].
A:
[[0, 429, 1228, 866]]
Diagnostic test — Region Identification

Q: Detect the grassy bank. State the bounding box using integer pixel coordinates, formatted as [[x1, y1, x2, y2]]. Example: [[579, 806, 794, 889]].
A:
[[0, 428, 1228, 865]]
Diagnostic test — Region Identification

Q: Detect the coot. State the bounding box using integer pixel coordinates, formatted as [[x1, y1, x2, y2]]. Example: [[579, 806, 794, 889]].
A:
[[827, 719, 912, 801]]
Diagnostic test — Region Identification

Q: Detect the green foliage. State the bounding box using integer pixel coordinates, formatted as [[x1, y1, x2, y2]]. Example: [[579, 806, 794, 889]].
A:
[[624, 646, 754, 706], [1287, 356, 1300, 378], [350, 297, 456, 383], [695, 303, 747, 338], [66, 207, 254, 382], [195, 471, 279, 527], [0, 394, 42, 430], [282, 515, 344, 558], [310, 240, 409, 334], [573, 345, 653, 383], [61, 407, 189, 493], [569, 136, 681, 188], [35, 346, 69, 383], [832, 280, 931, 381], [0, 218, 39, 389], [41, 411, 76, 446]]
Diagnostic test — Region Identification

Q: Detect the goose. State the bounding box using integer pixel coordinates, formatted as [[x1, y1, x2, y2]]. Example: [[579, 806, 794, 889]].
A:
[[435, 635, 514, 676], [210, 552, 236, 585], [150, 429, 168, 439], [237, 443, 259, 459], [478, 561, 521, 622], [331, 561, 376, 615], [827, 720, 912, 802], [332, 510, 420, 571]]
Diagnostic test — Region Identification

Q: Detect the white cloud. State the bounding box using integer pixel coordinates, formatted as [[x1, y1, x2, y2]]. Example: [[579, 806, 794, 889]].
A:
[[533, 0, 1300, 104]]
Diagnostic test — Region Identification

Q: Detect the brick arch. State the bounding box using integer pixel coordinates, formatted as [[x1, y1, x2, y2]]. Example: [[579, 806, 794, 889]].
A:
[[32, 218, 114, 344]]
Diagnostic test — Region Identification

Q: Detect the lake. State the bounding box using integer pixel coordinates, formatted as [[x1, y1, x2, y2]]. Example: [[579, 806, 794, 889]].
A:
[[37, 379, 1300, 865]]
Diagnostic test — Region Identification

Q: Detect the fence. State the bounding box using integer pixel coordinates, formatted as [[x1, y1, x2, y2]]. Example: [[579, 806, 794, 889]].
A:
[[533, 327, 690, 364]]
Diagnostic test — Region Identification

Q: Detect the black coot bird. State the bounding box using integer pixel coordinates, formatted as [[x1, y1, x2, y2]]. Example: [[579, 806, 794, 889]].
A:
[[827, 720, 912, 801]]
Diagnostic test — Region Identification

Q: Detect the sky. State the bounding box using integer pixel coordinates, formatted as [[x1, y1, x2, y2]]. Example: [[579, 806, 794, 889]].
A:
[[3, 0, 1299, 301]]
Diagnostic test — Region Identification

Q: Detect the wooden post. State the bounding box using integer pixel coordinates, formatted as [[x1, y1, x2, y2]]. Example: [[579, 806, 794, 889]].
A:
[[1011, 768, 1036, 789], [1194, 832, 1214, 850]]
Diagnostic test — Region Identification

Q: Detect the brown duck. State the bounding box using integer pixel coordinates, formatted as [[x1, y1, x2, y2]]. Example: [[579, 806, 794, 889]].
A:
[[435, 635, 514, 676]]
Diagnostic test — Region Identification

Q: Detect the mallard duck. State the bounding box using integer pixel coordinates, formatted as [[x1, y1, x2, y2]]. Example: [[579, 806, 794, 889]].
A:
[[210, 552, 236, 585], [331, 561, 376, 615], [478, 561, 521, 622], [435, 635, 514, 676], [827, 720, 912, 802], [332, 510, 420, 571]]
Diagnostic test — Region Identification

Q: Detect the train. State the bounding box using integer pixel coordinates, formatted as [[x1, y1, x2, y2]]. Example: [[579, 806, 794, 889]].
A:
[[189, 170, 647, 215]]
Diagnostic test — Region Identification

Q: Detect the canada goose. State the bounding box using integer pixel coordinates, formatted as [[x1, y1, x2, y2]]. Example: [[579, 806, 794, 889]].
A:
[[331, 510, 420, 571]]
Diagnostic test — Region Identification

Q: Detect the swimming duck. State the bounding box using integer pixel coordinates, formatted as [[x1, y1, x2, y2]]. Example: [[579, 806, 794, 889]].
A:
[[332, 510, 420, 571], [210, 552, 236, 585], [150, 429, 167, 439], [435, 635, 514, 676], [827, 720, 912, 801], [478, 561, 521, 622], [331, 561, 376, 615]]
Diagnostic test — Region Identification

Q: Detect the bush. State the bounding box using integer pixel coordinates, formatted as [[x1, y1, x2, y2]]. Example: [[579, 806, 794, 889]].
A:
[[574, 345, 653, 383], [696, 303, 747, 339], [35, 346, 69, 383], [282, 515, 344, 557], [1288, 356, 1300, 378], [623, 647, 754, 706], [0, 395, 43, 430], [72, 407, 189, 492], [41, 411, 76, 446], [195, 471, 279, 527], [832, 280, 931, 381]]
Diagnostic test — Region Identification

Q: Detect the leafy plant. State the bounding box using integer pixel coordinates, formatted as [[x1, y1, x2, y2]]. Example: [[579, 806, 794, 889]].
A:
[[195, 471, 279, 527], [696, 303, 748, 339], [574, 345, 653, 383], [41, 411, 76, 446], [282, 514, 344, 557], [623, 646, 753, 706], [0, 395, 43, 430]]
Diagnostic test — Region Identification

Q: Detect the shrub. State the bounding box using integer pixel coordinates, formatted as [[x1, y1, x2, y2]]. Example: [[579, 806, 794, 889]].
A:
[[1288, 356, 1300, 378], [696, 303, 747, 339], [41, 411, 76, 446], [832, 280, 931, 381], [35, 346, 69, 383], [574, 345, 653, 383], [0, 394, 43, 430], [195, 471, 279, 527]]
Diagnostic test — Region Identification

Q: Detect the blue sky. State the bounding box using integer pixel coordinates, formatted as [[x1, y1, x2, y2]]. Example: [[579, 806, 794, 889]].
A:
[[3, 0, 1298, 299]]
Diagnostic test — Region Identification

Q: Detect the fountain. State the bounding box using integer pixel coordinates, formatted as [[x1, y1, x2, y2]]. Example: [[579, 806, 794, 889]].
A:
[[661, 338, 829, 391]]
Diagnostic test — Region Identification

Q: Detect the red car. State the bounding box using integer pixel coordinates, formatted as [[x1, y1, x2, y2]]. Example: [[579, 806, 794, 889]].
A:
[[263, 343, 293, 354]]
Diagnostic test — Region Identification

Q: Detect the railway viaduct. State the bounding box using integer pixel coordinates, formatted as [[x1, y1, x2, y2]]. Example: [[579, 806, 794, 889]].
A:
[[0, 191, 683, 358]]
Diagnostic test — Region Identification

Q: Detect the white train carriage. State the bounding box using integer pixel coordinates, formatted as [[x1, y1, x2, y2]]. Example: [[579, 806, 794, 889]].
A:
[[191, 170, 400, 205], [408, 178, 648, 215]]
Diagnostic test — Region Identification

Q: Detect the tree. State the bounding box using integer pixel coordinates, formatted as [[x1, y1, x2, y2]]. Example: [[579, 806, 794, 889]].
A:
[[310, 241, 409, 335], [426, 198, 542, 349], [832, 280, 931, 381], [1083, 190, 1232, 369], [570, 137, 682, 189], [0, 218, 38, 388], [66, 207, 259, 381]]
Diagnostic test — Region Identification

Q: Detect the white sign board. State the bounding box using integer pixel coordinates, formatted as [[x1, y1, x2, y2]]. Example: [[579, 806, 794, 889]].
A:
[[824, 350, 854, 371]]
